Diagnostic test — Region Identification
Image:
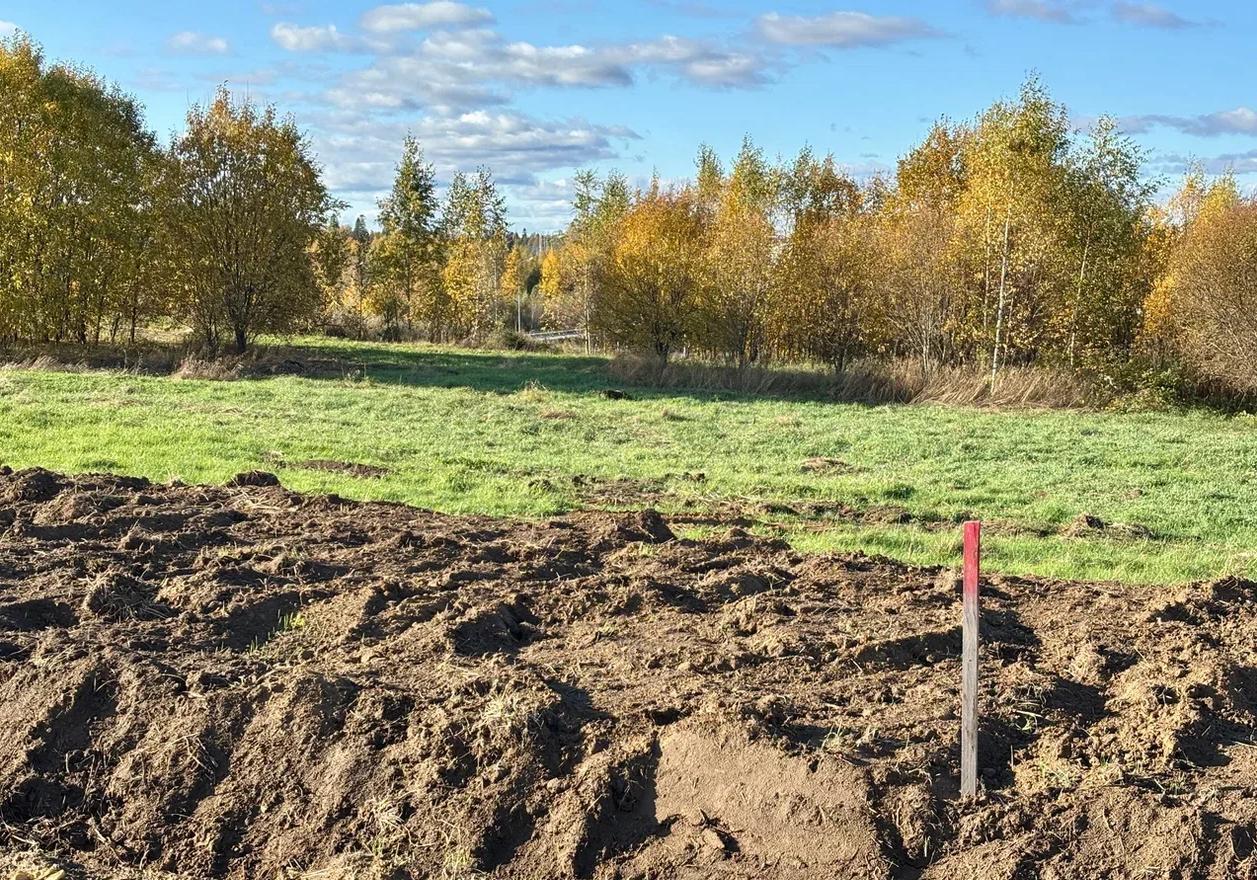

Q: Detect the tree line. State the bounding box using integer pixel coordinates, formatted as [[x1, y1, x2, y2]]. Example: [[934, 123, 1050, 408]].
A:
[[0, 36, 538, 354], [541, 79, 1257, 394], [3, 34, 1256, 396], [0, 38, 337, 352]]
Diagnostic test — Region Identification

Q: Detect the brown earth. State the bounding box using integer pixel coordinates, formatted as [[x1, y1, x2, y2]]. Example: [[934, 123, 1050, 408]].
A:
[[0, 467, 1254, 880]]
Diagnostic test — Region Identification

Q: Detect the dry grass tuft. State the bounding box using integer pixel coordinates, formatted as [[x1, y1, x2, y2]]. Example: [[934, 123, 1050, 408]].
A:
[[609, 353, 1088, 408], [174, 356, 246, 381], [513, 379, 551, 403], [0, 342, 184, 375], [909, 363, 1087, 408]]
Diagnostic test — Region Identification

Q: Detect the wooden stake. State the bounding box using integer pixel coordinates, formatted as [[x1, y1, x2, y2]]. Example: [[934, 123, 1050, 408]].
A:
[[961, 520, 981, 798]]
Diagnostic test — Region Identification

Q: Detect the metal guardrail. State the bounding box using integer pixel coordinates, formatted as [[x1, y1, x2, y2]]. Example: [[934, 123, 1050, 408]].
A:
[[526, 329, 587, 342]]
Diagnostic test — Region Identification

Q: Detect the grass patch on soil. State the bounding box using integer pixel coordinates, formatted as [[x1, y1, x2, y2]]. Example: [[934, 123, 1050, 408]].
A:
[[2, 335, 1254, 584]]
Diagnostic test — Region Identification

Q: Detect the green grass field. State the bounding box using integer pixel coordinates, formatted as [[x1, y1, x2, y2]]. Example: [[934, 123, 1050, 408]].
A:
[[2, 336, 1254, 584]]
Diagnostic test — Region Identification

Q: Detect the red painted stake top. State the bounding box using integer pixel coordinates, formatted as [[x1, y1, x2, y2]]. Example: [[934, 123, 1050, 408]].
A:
[[963, 520, 981, 597]]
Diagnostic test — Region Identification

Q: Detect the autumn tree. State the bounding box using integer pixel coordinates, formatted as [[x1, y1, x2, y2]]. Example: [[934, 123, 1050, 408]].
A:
[[335, 216, 373, 337], [0, 35, 46, 340], [781, 146, 864, 228], [776, 216, 875, 371], [773, 152, 873, 371], [1054, 117, 1151, 364], [875, 199, 961, 370], [955, 78, 1072, 383], [312, 215, 351, 320], [1153, 175, 1257, 391], [595, 184, 704, 362], [537, 246, 564, 321], [165, 88, 335, 353], [540, 170, 629, 344], [1139, 172, 1206, 359], [697, 138, 779, 367], [371, 137, 440, 339], [0, 34, 163, 344], [875, 122, 968, 371], [440, 168, 507, 340]]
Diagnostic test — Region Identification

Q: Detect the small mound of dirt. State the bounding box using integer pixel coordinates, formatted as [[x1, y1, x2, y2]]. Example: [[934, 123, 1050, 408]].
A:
[[0, 472, 1254, 880], [298, 459, 391, 479], [449, 598, 542, 655], [225, 470, 280, 488], [1061, 512, 1153, 539], [80, 572, 167, 621], [631, 508, 675, 543], [0, 467, 65, 504]]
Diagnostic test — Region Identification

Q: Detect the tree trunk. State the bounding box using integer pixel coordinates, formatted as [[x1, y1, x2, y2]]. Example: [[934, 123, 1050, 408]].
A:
[[989, 214, 1012, 389], [1070, 237, 1091, 367]]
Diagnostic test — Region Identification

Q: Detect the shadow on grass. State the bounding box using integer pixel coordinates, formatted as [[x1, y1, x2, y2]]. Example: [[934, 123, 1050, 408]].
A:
[[292, 341, 617, 396], [264, 339, 933, 405], [3, 336, 905, 405]]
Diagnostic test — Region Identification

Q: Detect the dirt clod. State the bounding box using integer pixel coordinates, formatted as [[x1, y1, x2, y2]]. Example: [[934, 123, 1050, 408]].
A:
[[0, 467, 65, 504], [225, 470, 280, 488], [0, 470, 1254, 879], [297, 459, 391, 478]]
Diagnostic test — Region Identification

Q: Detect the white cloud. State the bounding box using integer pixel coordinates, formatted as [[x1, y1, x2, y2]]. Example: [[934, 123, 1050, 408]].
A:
[[1151, 149, 1257, 176], [623, 35, 767, 86], [416, 110, 637, 169], [317, 109, 636, 183], [1111, 1, 1200, 29], [257, 6, 941, 228], [1209, 107, 1257, 134], [0, 20, 19, 38], [271, 23, 361, 52], [678, 51, 764, 86], [324, 37, 514, 114], [310, 108, 638, 228], [756, 11, 941, 47], [322, 28, 773, 112], [167, 31, 230, 54], [360, 1, 493, 33], [1121, 107, 1257, 137], [493, 40, 634, 87]]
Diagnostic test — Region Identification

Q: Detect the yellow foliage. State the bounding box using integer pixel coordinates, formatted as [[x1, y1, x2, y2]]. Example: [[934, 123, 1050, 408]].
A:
[[1150, 174, 1257, 389], [595, 187, 704, 361]]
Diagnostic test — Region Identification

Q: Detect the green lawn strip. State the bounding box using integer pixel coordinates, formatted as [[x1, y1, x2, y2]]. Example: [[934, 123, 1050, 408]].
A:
[[1, 336, 1253, 585]]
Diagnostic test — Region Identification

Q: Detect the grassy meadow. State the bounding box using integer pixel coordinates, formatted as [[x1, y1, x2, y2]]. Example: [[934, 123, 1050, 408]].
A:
[[1, 336, 1254, 585]]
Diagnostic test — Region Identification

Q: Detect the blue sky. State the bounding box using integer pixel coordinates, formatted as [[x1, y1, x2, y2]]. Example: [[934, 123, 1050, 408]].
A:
[[3, 0, 1255, 230]]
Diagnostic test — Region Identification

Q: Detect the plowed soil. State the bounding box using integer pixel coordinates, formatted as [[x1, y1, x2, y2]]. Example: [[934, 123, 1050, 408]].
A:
[[0, 468, 1254, 880]]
